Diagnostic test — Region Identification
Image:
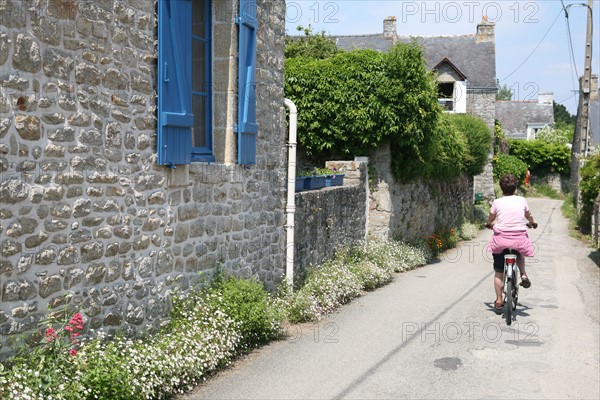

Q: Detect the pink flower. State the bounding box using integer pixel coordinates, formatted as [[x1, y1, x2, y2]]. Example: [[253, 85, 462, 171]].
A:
[[64, 325, 74, 332], [69, 349, 78, 356], [45, 328, 58, 342]]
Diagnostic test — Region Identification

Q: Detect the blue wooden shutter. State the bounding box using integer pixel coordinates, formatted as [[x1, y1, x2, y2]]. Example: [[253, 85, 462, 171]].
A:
[[158, 0, 193, 167], [238, 0, 258, 165]]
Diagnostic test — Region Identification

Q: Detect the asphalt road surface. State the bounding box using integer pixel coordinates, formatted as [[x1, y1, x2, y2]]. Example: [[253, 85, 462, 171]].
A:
[[180, 198, 600, 400]]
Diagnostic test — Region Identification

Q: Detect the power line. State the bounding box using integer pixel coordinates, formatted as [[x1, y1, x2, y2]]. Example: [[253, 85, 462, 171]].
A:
[[500, 8, 563, 82], [561, 0, 581, 111], [562, 0, 580, 80]]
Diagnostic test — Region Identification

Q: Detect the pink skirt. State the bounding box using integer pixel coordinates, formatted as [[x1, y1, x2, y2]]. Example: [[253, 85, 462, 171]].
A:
[[488, 227, 534, 256]]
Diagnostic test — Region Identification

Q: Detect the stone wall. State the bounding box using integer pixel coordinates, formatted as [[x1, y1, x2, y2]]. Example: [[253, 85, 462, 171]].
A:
[[0, 0, 287, 356], [369, 144, 473, 240], [532, 173, 569, 194], [293, 161, 367, 282], [468, 91, 496, 200]]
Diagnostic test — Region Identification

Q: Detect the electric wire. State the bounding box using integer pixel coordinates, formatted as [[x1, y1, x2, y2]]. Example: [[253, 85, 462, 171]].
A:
[[500, 7, 563, 82], [561, 0, 581, 111]]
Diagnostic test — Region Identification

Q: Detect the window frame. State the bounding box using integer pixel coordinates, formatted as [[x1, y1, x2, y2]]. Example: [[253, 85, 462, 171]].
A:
[[191, 0, 215, 163]]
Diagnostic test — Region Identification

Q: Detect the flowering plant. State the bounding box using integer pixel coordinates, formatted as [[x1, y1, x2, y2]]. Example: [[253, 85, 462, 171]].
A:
[[297, 166, 342, 177]]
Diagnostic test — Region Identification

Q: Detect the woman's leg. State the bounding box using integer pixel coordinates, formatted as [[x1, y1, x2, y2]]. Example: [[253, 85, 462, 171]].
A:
[[494, 271, 503, 305], [517, 253, 527, 277], [517, 254, 531, 288]]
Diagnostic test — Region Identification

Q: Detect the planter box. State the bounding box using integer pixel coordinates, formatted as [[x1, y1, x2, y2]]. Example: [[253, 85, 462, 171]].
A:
[[325, 174, 345, 187], [295, 177, 307, 192], [303, 176, 326, 190]]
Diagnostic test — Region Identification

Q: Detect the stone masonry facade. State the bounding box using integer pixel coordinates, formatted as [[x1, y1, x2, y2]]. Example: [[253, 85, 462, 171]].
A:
[[369, 144, 473, 241], [293, 161, 368, 283], [468, 91, 496, 200], [0, 0, 287, 356]]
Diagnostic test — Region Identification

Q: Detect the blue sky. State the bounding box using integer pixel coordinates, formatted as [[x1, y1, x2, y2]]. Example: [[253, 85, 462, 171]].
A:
[[284, 0, 600, 115]]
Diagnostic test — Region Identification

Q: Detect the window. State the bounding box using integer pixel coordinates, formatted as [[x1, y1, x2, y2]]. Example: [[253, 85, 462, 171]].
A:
[[157, 0, 257, 167], [438, 82, 454, 111], [191, 0, 213, 161]]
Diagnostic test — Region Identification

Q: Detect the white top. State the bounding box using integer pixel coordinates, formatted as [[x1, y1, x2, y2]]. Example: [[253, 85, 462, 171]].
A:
[[490, 195, 530, 232]]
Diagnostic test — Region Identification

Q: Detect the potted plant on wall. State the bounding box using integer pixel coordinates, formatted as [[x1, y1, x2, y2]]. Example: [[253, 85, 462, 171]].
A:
[[295, 167, 345, 191], [296, 170, 326, 191]]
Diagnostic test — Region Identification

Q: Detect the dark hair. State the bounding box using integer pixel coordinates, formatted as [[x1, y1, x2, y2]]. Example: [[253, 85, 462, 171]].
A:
[[499, 174, 517, 195]]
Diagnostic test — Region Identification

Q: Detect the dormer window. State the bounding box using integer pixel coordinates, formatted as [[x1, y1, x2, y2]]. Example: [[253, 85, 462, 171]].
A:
[[433, 58, 467, 114]]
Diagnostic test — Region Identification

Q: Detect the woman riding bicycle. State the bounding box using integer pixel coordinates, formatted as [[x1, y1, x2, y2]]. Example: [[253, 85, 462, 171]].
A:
[[485, 174, 537, 310]]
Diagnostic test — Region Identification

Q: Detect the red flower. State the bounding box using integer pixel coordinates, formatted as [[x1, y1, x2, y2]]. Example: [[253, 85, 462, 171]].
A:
[[45, 327, 58, 342], [69, 349, 78, 356]]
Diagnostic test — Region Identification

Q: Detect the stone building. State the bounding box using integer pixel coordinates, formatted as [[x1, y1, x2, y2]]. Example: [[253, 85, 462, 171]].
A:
[[496, 93, 555, 140], [0, 0, 287, 353], [334, 16, 497, 200]]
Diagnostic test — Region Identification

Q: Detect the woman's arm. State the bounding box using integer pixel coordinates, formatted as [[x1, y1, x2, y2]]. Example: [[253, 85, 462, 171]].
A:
[[524, 210, 536, 225], [486, 212, 496, 226]]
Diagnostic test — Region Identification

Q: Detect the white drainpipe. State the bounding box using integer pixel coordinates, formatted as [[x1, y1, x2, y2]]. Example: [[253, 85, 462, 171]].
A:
[[284, 98, 297, 288]]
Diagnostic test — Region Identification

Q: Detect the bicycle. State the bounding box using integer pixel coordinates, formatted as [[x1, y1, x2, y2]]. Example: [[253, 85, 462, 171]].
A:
[[486, 222, 537, 325]]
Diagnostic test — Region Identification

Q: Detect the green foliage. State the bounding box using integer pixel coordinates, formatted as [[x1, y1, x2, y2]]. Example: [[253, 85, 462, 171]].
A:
[[473, 201, 491, 224], [430, 114, 468, 179], [496, 83, 513, 100], [285, 49, 393, 158], [208, 275, 283, 349], [523, 183, 564, 199], [553, 101, 577, 126], [492, 154, 528, 183], [422, 227, 460, 258], [445, 114, 492, 176], [494, 119, 509, 154], [579, 153, 600, 233], [508, 139, 571, 176], [536, 125, 572, 145], [385, 43, 442, 181], [285, 42, 442, 182], [285, 25, 339, 60]]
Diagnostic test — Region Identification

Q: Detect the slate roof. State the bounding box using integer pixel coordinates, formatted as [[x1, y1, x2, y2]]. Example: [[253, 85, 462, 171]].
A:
[[496, 100, 554, 137], [334, 33, 496, 89]]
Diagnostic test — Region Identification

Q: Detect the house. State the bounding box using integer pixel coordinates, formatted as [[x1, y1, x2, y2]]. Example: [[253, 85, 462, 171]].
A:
[[335, 16, 496, 121], [496, 93, 555, 140], [334, 16, 497, 199], [0, 0, 287, 355]]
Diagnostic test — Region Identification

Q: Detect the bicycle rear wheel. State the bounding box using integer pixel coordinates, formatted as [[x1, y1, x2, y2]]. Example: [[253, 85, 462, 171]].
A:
[[505, 279, 513, 325]]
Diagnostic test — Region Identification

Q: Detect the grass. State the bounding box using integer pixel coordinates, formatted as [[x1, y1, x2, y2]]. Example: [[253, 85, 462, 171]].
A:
[[521, 183, 565, 200]]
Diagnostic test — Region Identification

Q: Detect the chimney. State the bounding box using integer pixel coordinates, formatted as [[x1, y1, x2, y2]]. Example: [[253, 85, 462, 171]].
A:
[[538, 92, 554, 105], [383, 16, 397, 38], [476, 16, 495, 43]]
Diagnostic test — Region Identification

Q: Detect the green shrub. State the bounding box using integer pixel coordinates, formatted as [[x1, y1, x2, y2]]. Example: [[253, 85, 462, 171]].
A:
[[446, 114, 492, 176], [430, 115, 468, 179], [285, 25, 339, 60], [492, 154, 528, 183], [208, 276, 283, 349], [473, 202, 491, 225], [508, 139, 570, 177], [285, 42, 442, 182], [579, 153, 600, 233]]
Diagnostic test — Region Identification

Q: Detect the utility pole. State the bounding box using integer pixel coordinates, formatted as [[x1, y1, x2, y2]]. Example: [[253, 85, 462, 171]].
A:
[[570, 0, 594, 211]]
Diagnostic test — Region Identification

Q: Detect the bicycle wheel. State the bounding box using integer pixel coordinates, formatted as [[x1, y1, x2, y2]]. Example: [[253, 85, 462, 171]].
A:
[[505, 279, 513, 325]]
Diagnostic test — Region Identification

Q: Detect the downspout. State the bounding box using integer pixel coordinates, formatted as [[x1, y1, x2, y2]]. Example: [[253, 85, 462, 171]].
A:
[[284, 98, 297, 288]]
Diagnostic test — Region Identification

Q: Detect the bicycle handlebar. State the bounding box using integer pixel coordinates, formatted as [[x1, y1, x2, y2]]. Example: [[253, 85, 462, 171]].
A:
[[485, 222, 538, 229]]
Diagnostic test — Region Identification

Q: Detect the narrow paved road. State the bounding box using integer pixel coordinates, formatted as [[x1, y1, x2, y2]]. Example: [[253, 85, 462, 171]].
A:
[[180, 198, 600, 399]]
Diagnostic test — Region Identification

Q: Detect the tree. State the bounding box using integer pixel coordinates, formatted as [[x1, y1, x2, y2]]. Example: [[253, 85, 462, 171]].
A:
[[553, 101, 577, 126], [285, 25, 339, 60], [285, 43, 442, 181], [496, 83, 512, 101]]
